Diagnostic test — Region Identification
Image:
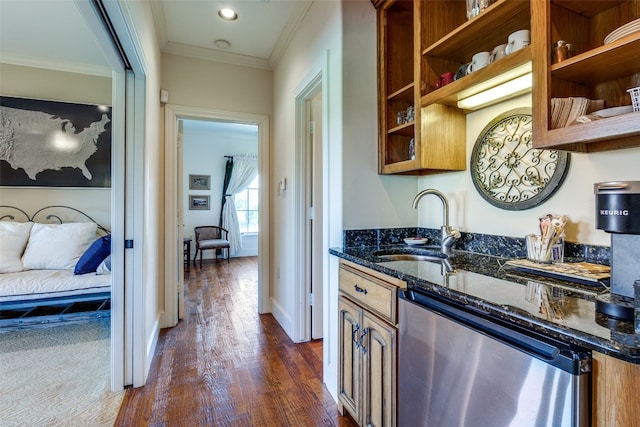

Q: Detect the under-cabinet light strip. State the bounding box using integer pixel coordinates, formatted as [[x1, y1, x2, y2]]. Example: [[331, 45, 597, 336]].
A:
[[457, 73, 533, 110]]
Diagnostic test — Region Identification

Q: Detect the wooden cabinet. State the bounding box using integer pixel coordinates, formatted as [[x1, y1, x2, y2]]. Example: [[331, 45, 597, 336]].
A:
[[374, 0, 418, 174], [338, 260, 405, 426], [592, 351, 640, 427], [374, 0, 467, 175], [373, 0, 640, 172], [531, 0, 640, 152], [418, 0, 532, 107]]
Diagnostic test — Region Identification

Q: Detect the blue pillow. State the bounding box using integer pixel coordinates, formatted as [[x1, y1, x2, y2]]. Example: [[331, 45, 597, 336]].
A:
[[74, 235, 111, 275]]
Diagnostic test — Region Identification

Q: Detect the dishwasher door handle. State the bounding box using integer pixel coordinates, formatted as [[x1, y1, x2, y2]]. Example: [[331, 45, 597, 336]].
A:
[[401, 290, 588, 374]]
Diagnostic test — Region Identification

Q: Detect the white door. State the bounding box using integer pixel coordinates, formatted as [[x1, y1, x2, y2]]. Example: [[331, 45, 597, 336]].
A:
[[296, 71, 324, 341], [85, 0, 147, 388], [308, 91, 324, 339], [177, 120, 185, 318]]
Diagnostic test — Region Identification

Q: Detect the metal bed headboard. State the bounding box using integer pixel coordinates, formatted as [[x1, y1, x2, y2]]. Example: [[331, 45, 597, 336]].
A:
[[0, 205, 110, 235]]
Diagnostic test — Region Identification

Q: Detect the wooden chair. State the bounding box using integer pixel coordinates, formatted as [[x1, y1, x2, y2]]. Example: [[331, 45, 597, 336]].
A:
[[193, 226, 230, 266]]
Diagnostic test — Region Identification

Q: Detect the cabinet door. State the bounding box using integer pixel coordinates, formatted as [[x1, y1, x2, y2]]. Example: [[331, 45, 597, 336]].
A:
[[338, 296, 362, 421], [593, 351, 640, 427], [361, 310, 396, 427]]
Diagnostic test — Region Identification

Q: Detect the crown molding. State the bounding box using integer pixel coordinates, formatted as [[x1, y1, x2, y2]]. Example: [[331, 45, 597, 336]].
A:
[[0, 54, 112, 77], [149, 0, 168, 49], [163, 42, 272, 70], [269, 1, 312, 68]]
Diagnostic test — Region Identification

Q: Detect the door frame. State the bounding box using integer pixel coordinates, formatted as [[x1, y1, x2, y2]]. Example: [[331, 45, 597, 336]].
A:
[[163, 105, 270, 326], [294, 60, 328, 342]]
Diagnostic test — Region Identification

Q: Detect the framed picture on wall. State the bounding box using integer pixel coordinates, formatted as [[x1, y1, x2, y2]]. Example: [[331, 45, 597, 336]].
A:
[[189, 195, 210, 210], [189, 174, 210, 190], [0, 96, 112, 188]]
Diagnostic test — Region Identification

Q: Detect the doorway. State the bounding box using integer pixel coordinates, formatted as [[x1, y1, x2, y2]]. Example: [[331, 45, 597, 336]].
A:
[[295, 72, 324, 341], [0, 0, 145, 396], [181, 119, 259, 261], [164, 106, 270, 326]]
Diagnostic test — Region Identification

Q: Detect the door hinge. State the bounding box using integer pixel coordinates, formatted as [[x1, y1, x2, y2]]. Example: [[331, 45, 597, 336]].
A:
[[308, 293, 314, 306], [307, 206, 314, 220], [125, 239, 134, 249], [308, 121, 315, 134]]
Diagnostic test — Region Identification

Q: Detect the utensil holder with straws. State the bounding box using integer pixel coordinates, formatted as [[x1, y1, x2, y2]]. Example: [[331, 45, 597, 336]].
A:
[[526, 214, 567, 263]]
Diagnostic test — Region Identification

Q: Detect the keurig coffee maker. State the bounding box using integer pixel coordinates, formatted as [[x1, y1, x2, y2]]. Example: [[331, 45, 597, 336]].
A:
[[595, 181, 640, 320]]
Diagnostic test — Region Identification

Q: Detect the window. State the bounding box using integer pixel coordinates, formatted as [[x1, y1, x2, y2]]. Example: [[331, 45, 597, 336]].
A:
[[235, 175, 259, 233]]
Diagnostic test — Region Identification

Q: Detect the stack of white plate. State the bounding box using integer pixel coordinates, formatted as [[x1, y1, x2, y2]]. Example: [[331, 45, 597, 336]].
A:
[[604, 18, 640, 44]]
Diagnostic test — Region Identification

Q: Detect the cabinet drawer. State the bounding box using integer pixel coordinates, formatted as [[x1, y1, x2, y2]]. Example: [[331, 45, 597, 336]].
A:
[[339, 262, 404, 323]]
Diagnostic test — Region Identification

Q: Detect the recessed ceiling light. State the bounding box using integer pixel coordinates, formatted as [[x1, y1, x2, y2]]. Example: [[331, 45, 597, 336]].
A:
[[218, 8, 238, 21], [214, 39, 231, 50]]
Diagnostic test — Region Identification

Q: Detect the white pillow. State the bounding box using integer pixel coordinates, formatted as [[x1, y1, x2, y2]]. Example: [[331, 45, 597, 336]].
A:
[[22, 222, 98, 270], [0, 221, 34, 273], [96, 254, 112, 275]]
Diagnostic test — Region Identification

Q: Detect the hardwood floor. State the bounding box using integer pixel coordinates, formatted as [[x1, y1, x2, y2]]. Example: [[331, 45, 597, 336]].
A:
[[115, 256, 358, 426]]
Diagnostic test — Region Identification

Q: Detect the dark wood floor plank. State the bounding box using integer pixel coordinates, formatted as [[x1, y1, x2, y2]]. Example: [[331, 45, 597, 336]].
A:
[[115, 257, 358, 426]]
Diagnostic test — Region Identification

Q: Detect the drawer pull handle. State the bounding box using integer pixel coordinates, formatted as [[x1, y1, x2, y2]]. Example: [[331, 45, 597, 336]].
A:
[[354, 284, 368, 295]]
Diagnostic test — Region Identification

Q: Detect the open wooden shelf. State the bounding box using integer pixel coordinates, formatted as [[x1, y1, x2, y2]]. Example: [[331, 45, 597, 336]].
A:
[[537, 112, 640, 152], [550, 34, 640, 85], [423, 0, 531, 62], [376, 0, 640, 175], [421, 47, 532, 107]]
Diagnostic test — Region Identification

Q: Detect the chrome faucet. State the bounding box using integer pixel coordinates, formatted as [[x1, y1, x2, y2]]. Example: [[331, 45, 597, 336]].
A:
[[412, 189, 461, 254]]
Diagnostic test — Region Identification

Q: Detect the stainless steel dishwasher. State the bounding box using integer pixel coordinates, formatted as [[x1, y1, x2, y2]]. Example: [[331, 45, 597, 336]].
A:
[[398, 289, 591, 427]]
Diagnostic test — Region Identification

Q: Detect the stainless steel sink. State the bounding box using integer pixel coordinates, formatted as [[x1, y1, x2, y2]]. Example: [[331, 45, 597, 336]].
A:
[[377, 253, 446, 262], [373, 247, 448, 262], [373, 248, 454, 274]]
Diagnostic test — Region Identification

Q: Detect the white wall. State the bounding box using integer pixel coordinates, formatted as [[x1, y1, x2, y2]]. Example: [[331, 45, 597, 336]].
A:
[[161, 53, 273, 114], [415, 93, 640, 247], [182, 121, 258, 258], [272, 1, 340, 338], [0, 64, 112, 227], [341, 1, 417, 230], [272, 0, 406, 404]]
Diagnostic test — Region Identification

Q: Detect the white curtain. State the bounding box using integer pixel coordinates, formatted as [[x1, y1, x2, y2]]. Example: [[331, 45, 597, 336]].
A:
[[221, 156, 258, 254]]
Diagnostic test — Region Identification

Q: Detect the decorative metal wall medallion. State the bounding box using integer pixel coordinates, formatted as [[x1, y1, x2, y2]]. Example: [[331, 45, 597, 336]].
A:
[[470, 108, 570, 210]]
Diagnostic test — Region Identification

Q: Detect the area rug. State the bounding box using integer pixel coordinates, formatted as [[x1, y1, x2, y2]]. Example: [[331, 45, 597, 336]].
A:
[[0, 318, 124, 426]]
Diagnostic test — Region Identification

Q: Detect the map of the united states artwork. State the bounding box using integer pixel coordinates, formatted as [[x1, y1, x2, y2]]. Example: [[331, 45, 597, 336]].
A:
[[0, 97, 111, 188]]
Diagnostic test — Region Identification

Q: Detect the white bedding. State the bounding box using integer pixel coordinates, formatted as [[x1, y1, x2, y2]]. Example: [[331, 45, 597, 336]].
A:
[[0, 270, 111, 302]]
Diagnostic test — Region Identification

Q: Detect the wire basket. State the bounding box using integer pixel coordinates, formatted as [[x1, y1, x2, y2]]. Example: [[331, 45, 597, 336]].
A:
[[628, 86, 640, 112]]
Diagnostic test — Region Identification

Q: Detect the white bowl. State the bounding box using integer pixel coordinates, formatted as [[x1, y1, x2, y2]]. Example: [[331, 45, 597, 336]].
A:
[[404, 237, 428, 246]]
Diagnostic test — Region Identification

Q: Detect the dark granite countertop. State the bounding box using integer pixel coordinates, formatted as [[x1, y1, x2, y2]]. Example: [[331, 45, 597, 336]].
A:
[[330, 244, 640, 364]]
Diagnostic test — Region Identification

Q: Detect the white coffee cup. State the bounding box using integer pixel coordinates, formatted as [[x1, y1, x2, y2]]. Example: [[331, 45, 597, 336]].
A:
[[505, 29, 530, 55], [489, 44, 507, 63], [467, 51, 490, 73]]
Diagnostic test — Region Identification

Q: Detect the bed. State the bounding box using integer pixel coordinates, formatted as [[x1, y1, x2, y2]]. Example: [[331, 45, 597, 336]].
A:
[[0, 205, 111, 328]]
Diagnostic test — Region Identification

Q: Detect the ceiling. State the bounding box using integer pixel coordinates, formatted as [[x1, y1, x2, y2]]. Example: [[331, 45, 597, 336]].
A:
[[152, 0, 312, 69], [0, 0, 112, 75], [0, 0, 311, 74], [1, 1, 302, 133]]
